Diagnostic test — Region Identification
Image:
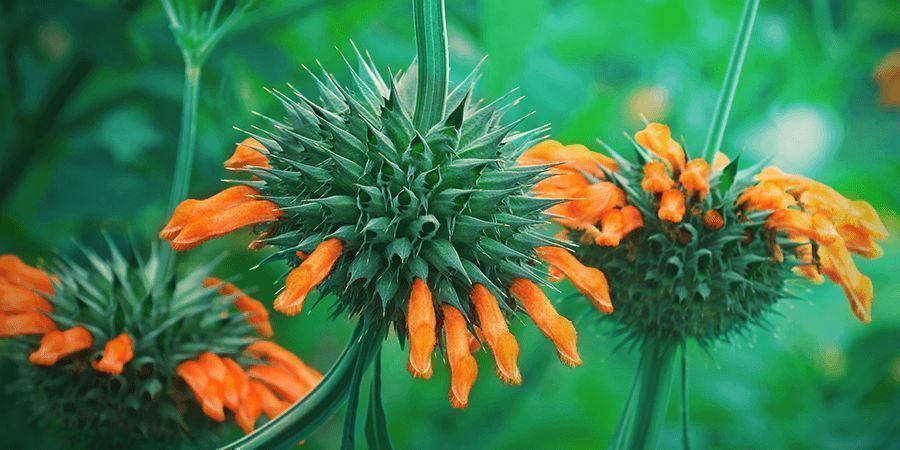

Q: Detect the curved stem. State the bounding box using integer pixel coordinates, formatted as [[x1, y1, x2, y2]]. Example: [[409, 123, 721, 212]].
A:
[[701, 0, 760, 162], [221, 322, 382, 450], [609, 339, 678, 450], [412, 0, 448, 131], [159, 62, 202, 279]]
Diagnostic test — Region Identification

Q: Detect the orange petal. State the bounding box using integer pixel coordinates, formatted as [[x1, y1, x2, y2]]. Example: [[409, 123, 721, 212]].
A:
[[225, 137, 270, 170], [199, 352, 228, 382], [235, 388, 262, 433], [160, 185, 260, 240], [791, 240, 824, 284], [0, 281, 53, 314], [596, 209, 626, 247], [554, 182, 625, 231], [441, 304, 478, 409], [170, 200, 283, 251], [91, 333, 133, 375], [29, 326, 93, 366], [703, 210, 725, 231], [0, 312, 56, 337], [640, 161, 675, 193], [177, 360, 226, 422], [250, 380, 290, 419], [0, 255, 54, 294], [509, 279, 581, 367], [247, 364, 305, 403], [204, 277, 273, 337], [406, 278, 436, 379], [658, 189, 685, 222], [620, 205, 644, 236], [836, 222, 884, 259], [737, 182, 797, 212], [635, 123, 686, 173], [818, 241, 873, 323], [535, 246, 613, 313], [518, 140, 618, 179], [469, 284, 520, 385], [221, 357, 251, 414], [532, 172, 591, 200], [273, 238, 344, 316], [679, 159, 710, 199], [766, 210, 840, 246], [245, 341, 322, 389], [712, 152, 730, 172]]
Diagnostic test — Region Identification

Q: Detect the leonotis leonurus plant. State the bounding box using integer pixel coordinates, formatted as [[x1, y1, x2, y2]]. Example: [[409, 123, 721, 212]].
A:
[[0, 243, 320, 447], [520, 123, 887, 347], [160, 46, 581, 409]]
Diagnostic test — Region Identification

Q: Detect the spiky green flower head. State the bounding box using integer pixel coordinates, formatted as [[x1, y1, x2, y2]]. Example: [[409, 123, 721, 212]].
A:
[[161, 45, 584, 405], [0, 240, 318, 447], [521, 126, 797, 349]]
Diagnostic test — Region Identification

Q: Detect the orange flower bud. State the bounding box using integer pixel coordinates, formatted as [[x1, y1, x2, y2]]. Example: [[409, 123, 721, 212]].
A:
[[29, 326, 93, 366], [92, 333, 133, 375], [658, 189, 685, 222], [469, 284, 520, 385], [509, 279, 581, 367], [679, 159, 711, 199], [641, 161, 674, 193], [0, 312, 56, 337], [703, 210, 725, 230], [274, 238, 344, 316], [225, 137, 270, 170], [635, 123, 686, 173], [0, 255, 54, 295], [536, 246, 613, 313], [441, 304, 478, 409], [406, 279, 436, 379]]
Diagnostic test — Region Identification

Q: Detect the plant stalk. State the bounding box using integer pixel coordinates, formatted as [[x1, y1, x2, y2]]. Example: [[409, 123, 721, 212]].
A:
[[701, 0, 760, 162], [609, 339, 678, 450], [159, 61, 202, 278], [412, 0, 448, 132]]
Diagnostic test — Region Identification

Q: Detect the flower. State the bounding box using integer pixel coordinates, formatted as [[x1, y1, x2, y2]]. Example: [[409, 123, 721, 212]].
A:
[[0, 244, 318, 443], [520, 122, 887, 346], [159, 50, 580, 409], [874, 49, 900, 107]]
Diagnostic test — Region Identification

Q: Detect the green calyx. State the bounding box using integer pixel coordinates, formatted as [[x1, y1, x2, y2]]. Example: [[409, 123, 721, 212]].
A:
[[579, 145, 797, 348], [240, 46, 559, 337], [6, 238, 255, 445]]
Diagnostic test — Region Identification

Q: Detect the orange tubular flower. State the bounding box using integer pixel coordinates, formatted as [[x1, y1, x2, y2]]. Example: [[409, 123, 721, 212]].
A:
[[247, 364, 306, 403], [251, 380, 290, 419], [177, 360, 226, 422], [635, 123, 686, 173], [29, 327, 93, 366], [221, 357, 251, 413], [554, 182, 626, 233], [273, 238, 344, 316], [641, 161, 675, 193], [406, 278, 436, 379], [658, 189, 686, 222], [0, 312, 57, 337], [0, 255, 54, 294], [441, 304, 478, 409], [92, 333, 134, 375], [204, 277, 274, 337], [535, 246, 613, 313], [509, 279, 581, 367], [0, 281, 54, 314], [679, 159, 711, 199], [736, 182, 797, 212], [518, 140, 618, 180], [469, 284, 521, 385], [244, 341, 323, 389], [225, 137, 271, 170], [159, 185, 260, 240], [169, 199, 283, 252]]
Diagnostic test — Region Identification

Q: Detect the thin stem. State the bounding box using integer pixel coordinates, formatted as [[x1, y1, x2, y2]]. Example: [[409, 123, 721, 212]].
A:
[[700, 0, 760, 162], [159, 62, 202, 279], [680, 343, 691, 450], [412, 0, 448, 131]]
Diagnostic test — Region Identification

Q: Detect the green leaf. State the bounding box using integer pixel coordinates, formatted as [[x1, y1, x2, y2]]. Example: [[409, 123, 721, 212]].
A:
[[365, 353, 394, 450], [718, 153, 741, 195]]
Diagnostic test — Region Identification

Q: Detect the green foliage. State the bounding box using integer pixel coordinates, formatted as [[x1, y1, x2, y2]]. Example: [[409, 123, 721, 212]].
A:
[[5, 239, 254, 446], [243, 47, 555, 336]]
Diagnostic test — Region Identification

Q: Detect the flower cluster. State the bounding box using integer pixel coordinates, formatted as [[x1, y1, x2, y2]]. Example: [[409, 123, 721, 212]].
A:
[[0, 245, 319, 443], [521, 122, 887, 346], [160, 49, 580, 408]]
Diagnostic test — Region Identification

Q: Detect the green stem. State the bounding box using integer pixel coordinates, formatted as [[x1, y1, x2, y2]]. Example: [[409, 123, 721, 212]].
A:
[[160, 62, 202, 279], [680, 343, 691, 450], [221, 322, 382, 450], [412, 0, 448, 131], [609, 339, 678, 450], [700, 0, 760, 162]]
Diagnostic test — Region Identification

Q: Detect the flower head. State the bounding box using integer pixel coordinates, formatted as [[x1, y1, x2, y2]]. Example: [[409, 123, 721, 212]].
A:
[[160, 49, 580, 408], [521, 122, 888, 346], [0, 243, 318, 443]]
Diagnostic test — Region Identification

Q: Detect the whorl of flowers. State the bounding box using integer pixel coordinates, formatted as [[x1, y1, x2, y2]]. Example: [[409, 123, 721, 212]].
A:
[[159, 48, 581, 408], [0, 245, 320, 444], [520, 123, 887, 347]]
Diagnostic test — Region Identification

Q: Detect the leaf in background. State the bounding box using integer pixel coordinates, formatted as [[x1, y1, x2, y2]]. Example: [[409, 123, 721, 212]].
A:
[[96, 106, 163, 165]]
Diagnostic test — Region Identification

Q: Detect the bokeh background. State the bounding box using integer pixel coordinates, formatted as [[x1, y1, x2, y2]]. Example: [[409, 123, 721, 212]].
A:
[[1, 0, 898, 448]]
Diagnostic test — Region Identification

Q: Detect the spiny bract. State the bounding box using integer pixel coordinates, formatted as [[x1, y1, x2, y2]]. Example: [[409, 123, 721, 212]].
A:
[[233, 50, 558, 334]]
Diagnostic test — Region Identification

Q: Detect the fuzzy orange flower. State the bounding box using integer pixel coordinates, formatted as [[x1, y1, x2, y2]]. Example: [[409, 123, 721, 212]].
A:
[[204, 277, 274, 337], [635, 123, 686, 173], [92, 333, 134, 375], [679, 159, 711, 199], [225, 137, 271, 170], [406, 278, 436, 379], [29, 327, 93, 366], [658, 189, 686, 222], [641, 161, 675, 193]]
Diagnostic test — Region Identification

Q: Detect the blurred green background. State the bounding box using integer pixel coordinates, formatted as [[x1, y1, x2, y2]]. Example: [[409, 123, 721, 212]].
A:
[[1, 0, 898, 448]]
